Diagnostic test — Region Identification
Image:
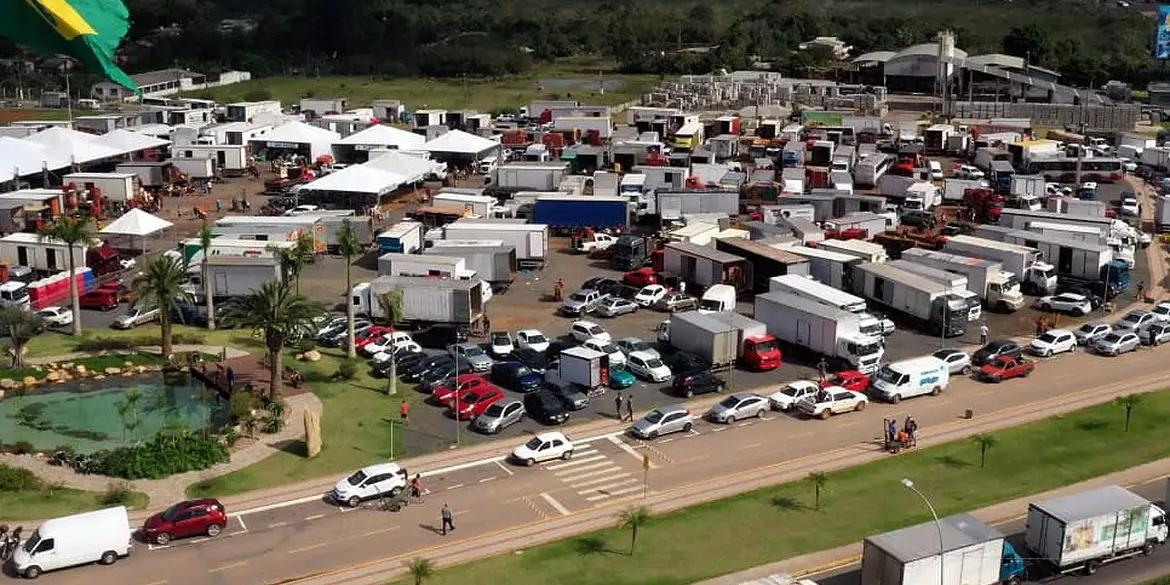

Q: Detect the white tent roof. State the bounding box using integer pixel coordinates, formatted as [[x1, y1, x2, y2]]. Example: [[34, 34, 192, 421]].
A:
[[295, 165, 405, 196], [25, 127, 123, 164], [422, 130, 499, 155], [365, 150, 438, 184], [260, 121, 340, 145], [0, 137, 69, 181], [96, 129, 170, 152], [100, 208, 174, 237], [337, 124, 424, 148]]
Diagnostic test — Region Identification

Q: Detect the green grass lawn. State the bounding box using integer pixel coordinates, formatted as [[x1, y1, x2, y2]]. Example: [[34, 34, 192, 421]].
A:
[[196, 58, 657, 113], [385, 389, 1170, 585], [0, 488, 149, 521]]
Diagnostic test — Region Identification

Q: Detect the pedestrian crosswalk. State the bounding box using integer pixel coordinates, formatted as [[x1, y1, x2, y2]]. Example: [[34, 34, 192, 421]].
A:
[[541, 442, 643, 502]]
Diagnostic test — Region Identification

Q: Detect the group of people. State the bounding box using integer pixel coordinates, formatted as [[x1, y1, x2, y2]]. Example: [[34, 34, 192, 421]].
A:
[[614, 393, 636, 421], [399, 476, 457, 537], [885, 415, 918, 453], [0, 525, 23, 561]]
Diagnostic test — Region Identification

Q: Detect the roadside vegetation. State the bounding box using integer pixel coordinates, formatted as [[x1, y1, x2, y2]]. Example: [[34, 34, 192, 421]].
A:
[[0, 464, 148, 521], [385, 389, 1170, 585]]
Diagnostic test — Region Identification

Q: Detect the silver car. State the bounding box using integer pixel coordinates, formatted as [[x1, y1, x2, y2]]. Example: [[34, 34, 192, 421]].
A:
[[596, 297, 638, 317], [614, 337, 660, 360], [707, 392, 769, 424], [931, 348, 971, 375], [1115, 311, 1156, 333], [1073, 322, 1112, 346], [448, 342, 493, 372], [1093, 332, 1140, 356], [472, 399, 525, 434], [1140, 322, 1170, 346], [629, 404, 694, 439]]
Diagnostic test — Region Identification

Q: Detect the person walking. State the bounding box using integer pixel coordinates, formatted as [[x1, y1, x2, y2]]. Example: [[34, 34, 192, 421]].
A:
[[816, 357, 829, 383], [979, 323, 989, 346], [1034, 317, 1046, 337], [440, 503, 455, 535], [400, 400, 410, 422], [679, 281, 687, 295], [904, 415, 918, 448], [226, 366, 235, 392], [1138, 281, 1146, 301], [625, 395, 635, 422], [410, 474, 423, 502], [614, 393, 623, 420], [884, 418, 896, 450]]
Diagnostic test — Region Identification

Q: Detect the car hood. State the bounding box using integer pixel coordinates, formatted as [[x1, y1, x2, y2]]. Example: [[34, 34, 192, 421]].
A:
[[516, 373, 543, 387], [709, 404, 732, 416], [333, 477, 355, 495], [631, 419, 656, 433], [512, 445, 536, 459], [144, 512, 166, 529], [562, 299, 587, 309], [610, 370, 635, 387]]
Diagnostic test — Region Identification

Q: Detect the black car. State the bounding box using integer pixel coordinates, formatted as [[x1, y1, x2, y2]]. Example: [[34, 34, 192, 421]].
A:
[[671, 371, 725, 398], [402, 356, 453, 381], [490, 361, 543, 393], [372, 352, 427, 377], [668, 352, 709, 378], [581, 277, 619, 292], [608, 284, 640, 301], [1056, 283, 1107, 307], [900, 210, 936, 229], [970, 340, 1022, 366], [419, 362, 474, 391], [545, 381, 589, 410], [524, 390, 570, 424], [509, 347, 550, 373], [413, 325, 468, 349]]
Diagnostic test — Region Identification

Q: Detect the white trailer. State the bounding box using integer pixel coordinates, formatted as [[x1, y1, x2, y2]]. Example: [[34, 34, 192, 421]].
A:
[[852, 262, 969, 337], [753, 291, 884, 372], [441, 219, 548, 267], [1025, 486, 1168, 575], [554, 346, 608, 390], [1027, 221, 1105, 243], [171, 144, 249, 175], [377, 221, 425, 254], [431, 192, 495, 218], [943, 178, 986, 202], [767, 274, 885, 338], [63, 172, 137, 202], [185, 255, 282, 300], [352, 275, 485, 325], [0, 233, 86, 272], [861, 514, 1016, 585], [943, 235, 1040, 282], [1140, 147, 1170, 171], [889, 260, 981, 321], [1158, 196, 1170, 233], [377, 253, 468, 278], [171, 157, 215, 179], [1002, 231, 1113, 282], [492, 162, 569, 191], [1010, 174, 1047, 200], [899, 248, 1025, 311], [656, 190, 739, 226], [815, 239, 889, 264], [775, 245, 863, 291]]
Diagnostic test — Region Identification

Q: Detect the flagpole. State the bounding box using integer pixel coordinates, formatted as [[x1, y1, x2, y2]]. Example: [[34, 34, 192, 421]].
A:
[[65, 68, 72, 125]]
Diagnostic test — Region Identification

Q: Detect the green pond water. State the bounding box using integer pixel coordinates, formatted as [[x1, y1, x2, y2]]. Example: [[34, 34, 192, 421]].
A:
[[0, 373, 228, 454]]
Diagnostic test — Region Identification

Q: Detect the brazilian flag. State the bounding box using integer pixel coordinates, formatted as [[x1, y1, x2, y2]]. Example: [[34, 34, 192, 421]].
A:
[[0, 0, 138, 92]]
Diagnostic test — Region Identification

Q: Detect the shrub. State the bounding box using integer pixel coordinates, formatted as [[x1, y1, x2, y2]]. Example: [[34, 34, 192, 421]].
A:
[[229, 390, 255, 423], [90, 430, 229, 480], [334, 360, 358, 381], [296, 338, 317, 353], [74, 333, 206, 352], [11, 441, 34, 455], [0, 464, 42, 491], [261, 399, 288, 434], [100, 481, 135, 505]]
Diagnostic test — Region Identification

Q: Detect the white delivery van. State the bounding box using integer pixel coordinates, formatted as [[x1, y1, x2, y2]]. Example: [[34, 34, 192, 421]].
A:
[[698, 284, 737, 314], [13, 506, 132, 578], [870, 356, 949, 403], [477, 155, 499, 175]]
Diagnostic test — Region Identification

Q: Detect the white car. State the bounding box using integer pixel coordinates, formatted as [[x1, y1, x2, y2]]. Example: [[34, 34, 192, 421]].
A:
[[930, 348, 971, 375], [516, 329, 550, 353], [1150, 302, 1170, 323], [118, 257, 137, 270], [1120, 158, 1138, 173], [582, 336, 626, 366], [570, 320, 609, 343], [489, 331, 514, 357], [361, 331, 415, 356], [1121, 196, 1140, 217], [511, 431, 574, 466], [768, 380, 821, 411], [331, 462, 408, 507], [634, 284, 667, 307], [797, 387, 868, 419], [1028, 329, 1077, 357], [370, 341, 422, 364], [625, 350, 671, 382], [37, 306, 73, 327], [1115, 310, 1157, 333], [285, 204, 321, 216], [112, 305, 160, 329], [956, 164, 984, 180], [1036, 293, 1092, 316]]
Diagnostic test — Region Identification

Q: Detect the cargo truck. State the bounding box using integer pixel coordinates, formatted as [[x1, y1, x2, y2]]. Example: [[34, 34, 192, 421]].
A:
[[753, 291, 885, 373], [442, 219, 548, 268], [655, 190, 739, 227], [425, 241, 516, 289], [852, 262, 969, 337], [378, 253, 468, 278], [1003, 231, 1130, 296], [431, 192, 495, 218], [490, 162, 569, 192], [184, 255, 282, 301], [889, 260, 981, 321], [943, 235, 1057, 295], [1158, 196, 1170, 233], [1025, 485, 1167, 576], [547, 346, 609, 393], [714, 238, 810, 293], [815, 239, 890, 264], [377, 221, 425, 254], [767, 274, 886, 339], [861, 513, 1025, 585], [899, 248, 1025, 312], [532, 195, 628, 234], [669, 311, 781, 371], [778, 244, 864, 291], [999, 209, 1143, 250], [351, 275, 485, 326]]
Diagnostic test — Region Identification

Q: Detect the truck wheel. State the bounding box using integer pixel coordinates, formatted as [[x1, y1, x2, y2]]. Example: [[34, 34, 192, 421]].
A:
[[1084, 561, 1100, 576], [23, 566, 41, 579], [1006, 576, 1022, 585], [100, 550, 119, 565], [819, 410, 831, 420], [890, 394, 901, 404], [931, 386, 942, 396], [1144, 541, 1157, 556]]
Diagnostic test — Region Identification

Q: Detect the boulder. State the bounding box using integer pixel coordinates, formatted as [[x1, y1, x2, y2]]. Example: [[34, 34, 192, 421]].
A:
[[123, 361, 134, 368], [94, 374, 106, 380], [75, 365, 87, 375], [302, 350, 321, 362], [44, 371, 61, 382], [136, 365, 147, 374], [104, 367, 122, 375], [21, 376, 37, 386], [304, 410, 322, 458], [0, 389, 4, 399], [0, 378, 15, 390]]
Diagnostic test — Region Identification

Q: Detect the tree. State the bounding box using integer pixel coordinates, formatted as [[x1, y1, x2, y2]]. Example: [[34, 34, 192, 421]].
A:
[[0, 306, 42, 368], [407, 557, 435, 585], [378, 289, 405, 395], [336, 221, 364, 359], [278, 232, 317, 294], [39, 216, 93, 335], [132, 255, 192, 359], [1115, 393, 1145, 432], [972, 433, 997, 468], [1002, 23, 1051, 65], [198, 222, 216, 330], [219, 282, 324, 399], [806, 471, 828, 510], [616, 506, 651, 555]]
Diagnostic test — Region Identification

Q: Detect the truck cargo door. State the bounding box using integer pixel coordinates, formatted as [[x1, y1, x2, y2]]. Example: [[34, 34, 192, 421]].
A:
[[528, 232, 543, 256], [214, 270, 229, 296], [960, 548, 983, 585], [1058, 248, 1072, 274], [796, 321, 811, 345]]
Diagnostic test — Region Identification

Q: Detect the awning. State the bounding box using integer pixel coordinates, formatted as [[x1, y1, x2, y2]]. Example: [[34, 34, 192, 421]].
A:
[[100, 208, 174, 237]]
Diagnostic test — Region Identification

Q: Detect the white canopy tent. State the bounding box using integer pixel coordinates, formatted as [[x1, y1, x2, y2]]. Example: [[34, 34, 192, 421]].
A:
[[422, 130, 500, 160], [251, 121, 340, 159], [95, 129, 170, 152], [336, 125, 425, 150], [0, 137, 70, 182], [365, 150, 441, 184], [100, 208, 175, 256], [294, 165, 407, 198]]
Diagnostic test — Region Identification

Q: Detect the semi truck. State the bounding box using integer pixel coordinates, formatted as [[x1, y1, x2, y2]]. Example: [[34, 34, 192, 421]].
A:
[[669, 311, 781, 371], [351, 275, 486, 326], [442, 219, 548, 267], [767, 274, 886, 339], [943, 235, 1057, 295], [610, 235, 652, 271], [1025, 485, 1167, 576], [862, 513, 1025, 585], [899, 248, 1025, 312], [532, 195, 628, 234], [888, 260, 982, 321], [753, 291, 885, 373], [852, 262, 969, 337]]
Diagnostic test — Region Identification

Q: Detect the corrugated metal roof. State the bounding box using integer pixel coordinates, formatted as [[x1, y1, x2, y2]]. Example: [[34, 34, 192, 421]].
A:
[[852, 51, 897, 64], [865, 514, 1003, 563], [1030, 486, 1149, 523], [665, 241, 744, 264]]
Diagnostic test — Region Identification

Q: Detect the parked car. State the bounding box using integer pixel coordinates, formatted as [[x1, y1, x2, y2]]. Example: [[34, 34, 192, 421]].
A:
[[370, 342, 422, 365], [977, 356, 1035, 382], [671, 371, 725, 398], [510, 432, 573, 466], [1093, 331, 1141, 356], [900, 210, 936, 229], [112, 305, 160, 329], [1074, 322, 1113, 346], [1028, 329, 1077, 357], [321, 321, 374, 346], [448, 342, 493, 372], [629, 404, 694, 439], [1140, 322, 1170, 346], [37, 306, 73, 327], [524, 390, 570, 425], [351, 325, 395, 351], [634, 285, 667, 307], [141, 499, 227, 545], [822, 370, 870, 393], [668, 352, 709, 378], [1036, 292, 1092, 316], [510, 347, 550, 374], [452, 386, 507, 420], [614, 337, 660, 359], [431, 374, 492, 406], [707, 393, 769, 424], [930, 348, 971, 375], [413, 324, 467, 348], [596, 297, 639, 318], [569, 320, 610, 343], [608, 365, 637, 389], [797, 387, 868, 419], [625, 351, 671, 382], [489, 331, 514, 357], [490, 361, 543, 392], [362, 331, 416, 356], [971, 340, 1022, 366], [472, 399, 525, 434], [1115, 311, 1157, 333], [314, 316, 355, 339], [623, 267, 658, 287], [515, 329, 550, 353], [768, 380, 821, 411], [654, 292, 699, 312], [561, 289, 607, 316], [1150, 302, 1170, 323], [955, 164, 984, 179], [581, 276, 619, 292], [331, 463, 408, 507]]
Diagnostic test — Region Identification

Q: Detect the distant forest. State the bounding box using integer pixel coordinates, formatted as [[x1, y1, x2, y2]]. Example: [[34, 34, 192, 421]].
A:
[[2, 0, 1164, 89]]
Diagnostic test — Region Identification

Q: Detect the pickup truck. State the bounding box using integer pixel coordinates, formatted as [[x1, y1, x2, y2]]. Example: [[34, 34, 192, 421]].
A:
[[977, 355, 1035, 383], [572, 232, 617, 254], [561, 289, 609, 317]]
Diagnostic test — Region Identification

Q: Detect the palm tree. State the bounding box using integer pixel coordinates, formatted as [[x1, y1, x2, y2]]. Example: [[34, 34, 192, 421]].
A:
[[973, 433, 997, 468], [219, 281, 324, 399], [1115, 393, 1145, 432], [378, 289, 405, 395], [278, 232, 316, 294], [0, 306, 42, 368], [132, 255, 191, 359], [39, 216, 93, 335], [407, 557, 435, 585], [198, 222, 216, 330], [617, 506, 651, 555], [336, 221, 364, 359], [806, 471, 828, 510]]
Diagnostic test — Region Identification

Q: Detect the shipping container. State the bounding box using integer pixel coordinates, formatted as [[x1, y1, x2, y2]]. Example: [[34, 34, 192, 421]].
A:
[[862, 514, 1023, 585]]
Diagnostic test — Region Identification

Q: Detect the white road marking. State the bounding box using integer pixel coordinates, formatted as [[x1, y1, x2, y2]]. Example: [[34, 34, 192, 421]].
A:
[[225, 531, 247, 537], [208, 561, 248, 573], [234, 494, 322, 517], [142, 580, 169, 585], [606, 484, 645, 496], [742, 443, 762, 449], [494, 460, 514, 476], [147, 544, 170, 551], [286, 541, 331, 555], [478, 476, 497, 483], [545, 454, 606, 470], [446, 483, 465, 490], [554, 461, 615, 477], [236, 516, 248, 532], [790, 431, 813, 438], [607, 435, 648, 463], [568, 472, 632, 489], [713, 427, 727, 432], [268, 522, 288, 528], [560, 466, 625, 483], [688, 429, 701, 436], [735, 421, 756, 428], [540, 492, 571, 516], [190, 538, 209, 544], [659, 438, 675, 443], [578, 477, 638, 495], [362, 526, 400, 537], [304, 514, 325, 521], [569, 448, 600, 458]]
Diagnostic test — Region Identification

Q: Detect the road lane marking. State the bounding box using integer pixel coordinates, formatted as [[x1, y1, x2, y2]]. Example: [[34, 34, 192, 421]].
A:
[[742, 443, 762, 449], [607, 434, 648, 463], [567, 472, 631, 488], [141, 581, 169, 585], [568, 448, 600, 458], [735, 421, 756, 428], [304, 514, 325, 521], [268, 522, 288, 528], [713, 426, 727, 432], [234, 494, 323, 517], [605, 484, 644, 497], [659, 438, 675, 443], [190, 538, 209, 544], [287, 526, 401, 555], [674, 454, 710, 464], [236, 515, 248, 531], [554, 461, 615, 477], [208, 561, 248, 573], [578, 478, 638, 495], [544, 454, 606, 470], [540, 492, 571, 516], [446, 483, 465, 490], [287, 541, 332, 555], [478, 476, 497, 483], [494, 460, 514, 476], [558, 465, 623, 481]]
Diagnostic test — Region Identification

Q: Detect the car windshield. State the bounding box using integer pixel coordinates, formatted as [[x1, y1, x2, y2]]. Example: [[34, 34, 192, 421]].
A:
[[1102, 334, 1122, 343], [755, 339, 779, 353], [464, 346, 486, 357], [524, 437, 543, 450], [718, 396, 739, 408], [698, 299, 723, 311], [1078, 324, 1099, 334], [644, 410, 665, 424], [484, 403, 505, 416], [645, 358, 664, 368], [526, 334, 547, 344], [781, 385, 805, 397], [492, 333, 509, 344], [22, 532, 39, 554], [569, 292, 588, 302], [588, 325, 604, 335], [1122, 314, 1141, 324], [1037, 333, 1058, 344], [931, 350, 955, 360], [346, 470, 368, 486], [162, 503, 184, 521], [598, 343, 617, 353], [875, 367, 902, 384]]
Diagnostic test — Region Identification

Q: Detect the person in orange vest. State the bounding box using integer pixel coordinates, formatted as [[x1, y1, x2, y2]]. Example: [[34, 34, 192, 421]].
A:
[[400, 400, 410, 422]]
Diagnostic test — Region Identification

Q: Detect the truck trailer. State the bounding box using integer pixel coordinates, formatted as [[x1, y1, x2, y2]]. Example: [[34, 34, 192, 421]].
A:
[[655, 190, 739, 227], [713, 238, 810, 293], [425, 241, 516, 289], [852, 262, 969, 337], [663, 242, 751, 292], [532, 195, 628, 234], [898, 248, 1025, 312], [377, 221, 425, 254], [767, 274, 886, 339], [753, 291, 885, 373], [352, 275, 485, 326], [669, 311, 780, 371], [815, 239, 890, 264], [862, 514, 1025, 585], [777, 244, 864, 291], [943, 235, 1056, 295], [888, 260, 982, 321], [491, 162, 569, 192], [441, 219, 548, 267]]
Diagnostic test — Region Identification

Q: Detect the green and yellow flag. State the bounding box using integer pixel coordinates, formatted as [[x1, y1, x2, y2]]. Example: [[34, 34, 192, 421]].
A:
[[0, 0, 138, 92]]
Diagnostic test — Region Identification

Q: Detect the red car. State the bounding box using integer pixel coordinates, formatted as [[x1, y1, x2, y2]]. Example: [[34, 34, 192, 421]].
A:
[[79, 290, 119, 311], [977, 356, 1034, 383], [352, 325, 394, 349], [623, 267, 658, 287], [453, 386, 506, 420], [432, 374, 493, 407], [141, 499, 227, 545], [821, 370, 870, 393]]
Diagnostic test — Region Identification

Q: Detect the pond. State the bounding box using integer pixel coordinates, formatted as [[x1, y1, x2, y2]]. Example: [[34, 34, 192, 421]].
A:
[[0, 372, 229, 454]]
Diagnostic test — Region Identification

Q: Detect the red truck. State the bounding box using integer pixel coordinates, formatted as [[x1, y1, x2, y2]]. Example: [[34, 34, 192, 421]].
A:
[[977, 355, 1035, 383]]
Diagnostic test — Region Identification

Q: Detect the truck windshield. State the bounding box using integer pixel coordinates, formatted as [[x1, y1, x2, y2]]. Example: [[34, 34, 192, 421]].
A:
[[698, 299, 723, 311], [22, 532, 40, 554], [859, 322, 882, 337], [753, 340, 778, 354], [849, 340, 882, 357]]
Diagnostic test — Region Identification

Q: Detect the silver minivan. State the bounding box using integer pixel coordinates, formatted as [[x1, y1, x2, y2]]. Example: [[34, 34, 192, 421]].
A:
[[629, 404, 694, 439]]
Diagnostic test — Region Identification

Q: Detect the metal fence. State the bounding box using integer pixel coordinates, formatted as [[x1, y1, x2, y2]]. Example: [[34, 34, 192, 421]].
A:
[[949, 101, 1141, 131]]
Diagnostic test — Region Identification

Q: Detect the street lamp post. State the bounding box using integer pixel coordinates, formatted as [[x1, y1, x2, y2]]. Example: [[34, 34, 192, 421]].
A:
[[902, 478, 946, 585]]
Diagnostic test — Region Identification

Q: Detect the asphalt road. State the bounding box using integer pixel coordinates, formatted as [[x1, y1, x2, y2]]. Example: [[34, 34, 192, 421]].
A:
[[13, 326, 1170, 585]]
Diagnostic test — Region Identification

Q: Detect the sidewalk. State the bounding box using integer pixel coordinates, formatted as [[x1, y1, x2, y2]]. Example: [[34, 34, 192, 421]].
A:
[[695, 457, 1170, 585]]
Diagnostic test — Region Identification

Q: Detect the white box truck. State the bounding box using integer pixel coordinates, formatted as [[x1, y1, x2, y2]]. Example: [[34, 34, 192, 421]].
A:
[[378, 253, 468, 278], [767, 274, 886, 339], [184, 255, 282, 301], [1158, 196, 1170, 233], [377, 221, 425, 254], [552, 346, 609, 391], [352, 275, 486, 325], [861, 513, 1025, 585], [899, 248, 1025, 312], [943, 235, 1056, 295], [1025, 485, 1167, 575], [63, 172, 137, 201], [1002, 231, 1113, 282], [432, 191, 495, 218], [816, 239, 889, 264], [753, 291, 885, 373], [889, 260, 982, 321], [441, 219, 548, 267], [13, 506, 132, 579], [852, 262, 969, 337], [777, 244, 864, 291], [491, 162, 569, 191]]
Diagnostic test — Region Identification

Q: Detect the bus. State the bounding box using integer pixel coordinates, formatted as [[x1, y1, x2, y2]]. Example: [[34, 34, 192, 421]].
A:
[[854, 154, 893, 187], [1022, 157, 1124, 184]]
